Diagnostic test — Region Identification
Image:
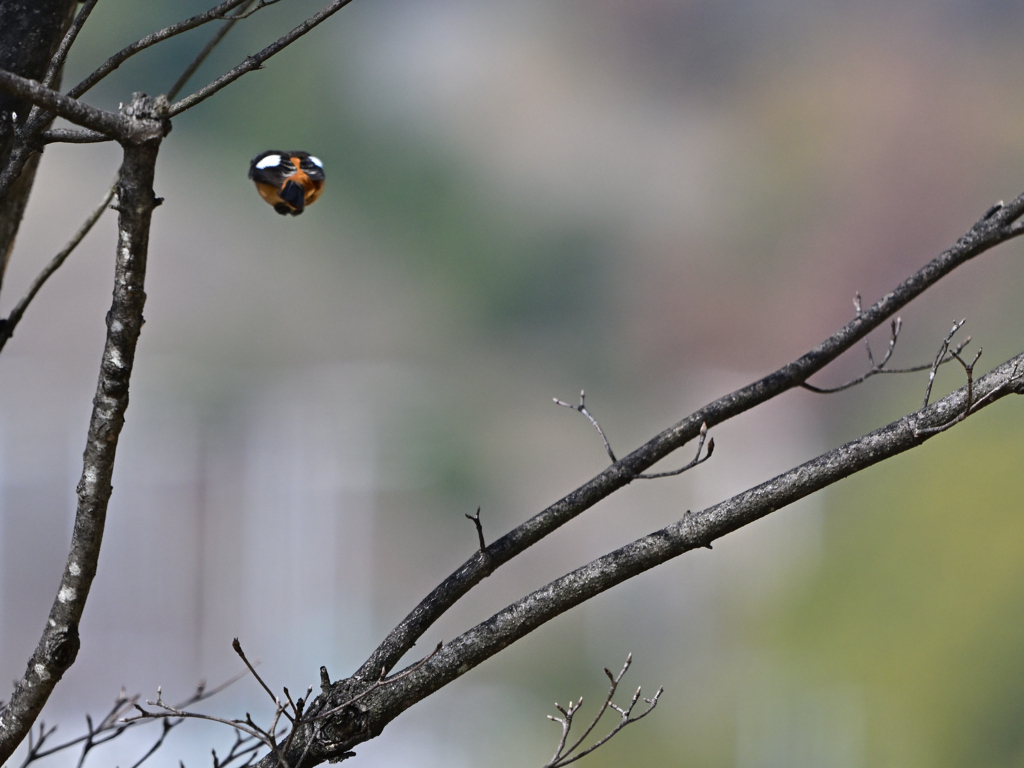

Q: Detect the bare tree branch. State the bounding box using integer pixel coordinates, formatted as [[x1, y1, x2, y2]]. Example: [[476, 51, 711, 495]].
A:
[[66, 0, 254, 100], [0, 0, 80, 289], [41, 0, 101, 89], [0, 93, 169, 765], [17, 673, 247, 768], [542, 654, 662, 768], [0, 176, 116, 353], [120, 640, 444, 768], [168, 0, 357, 117], [637, 421, 714, 479], [166, 0, 260, 102], [921, 319, 968, 408], [0, 0, 262, 348], [554, 390, 618, 462], [262, 350, 1024, 768], [0, 0, 351, 205], [38, 126, 110, 144], [0, 68, 161, 141], [354, 194, 1024, 685], [465, 507, 487, 552]]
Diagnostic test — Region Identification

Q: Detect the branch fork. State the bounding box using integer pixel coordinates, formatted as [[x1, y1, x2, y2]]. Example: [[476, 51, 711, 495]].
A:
[[913, 320, 1024, 437], [802, 293, 971, 394], [554, 391, 715, 478], [543, 654, 662, 768]]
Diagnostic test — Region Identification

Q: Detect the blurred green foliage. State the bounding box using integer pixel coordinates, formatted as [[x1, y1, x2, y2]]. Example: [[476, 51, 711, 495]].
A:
[[758, 403, 1024, 768]]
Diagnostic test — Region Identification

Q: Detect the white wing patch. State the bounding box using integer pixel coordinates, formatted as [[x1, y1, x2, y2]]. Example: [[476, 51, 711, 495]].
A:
[[308, 156, 323, 168], [255, 153, 282, 169]]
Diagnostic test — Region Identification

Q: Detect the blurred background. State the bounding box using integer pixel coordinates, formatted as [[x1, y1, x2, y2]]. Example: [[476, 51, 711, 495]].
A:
[[2, 0, 1024, 765]]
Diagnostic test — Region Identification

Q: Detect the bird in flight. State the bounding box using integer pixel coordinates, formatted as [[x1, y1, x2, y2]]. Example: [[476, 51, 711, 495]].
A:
[[248, 150, 325, 215]]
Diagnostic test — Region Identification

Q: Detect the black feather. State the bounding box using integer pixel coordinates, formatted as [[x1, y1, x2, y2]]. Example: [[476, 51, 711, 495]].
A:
[[279, 180, 305, 214]]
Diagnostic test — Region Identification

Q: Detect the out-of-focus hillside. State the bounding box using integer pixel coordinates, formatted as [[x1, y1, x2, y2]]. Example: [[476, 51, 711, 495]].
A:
[[1, 1, 1023, 766]]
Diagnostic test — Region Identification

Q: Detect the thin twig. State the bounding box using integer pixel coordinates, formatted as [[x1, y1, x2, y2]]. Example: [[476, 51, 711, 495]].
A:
[[637, 421, 714, 479], [124, 676, 292, 768], [220, 0, 286, 21], [43, 0, 101, 88], [20, 673, 249, 766], [213, 730, 267, 768], [801, 298, 972, 394], [166, 0, 260, 102], [125, 720, 173, 768], [278, 686, 311, 763], [18, 721, 58, 768], [0, 177, 117, 353], [233, 639, 293, 723], [923, 319, 968, 408], [465, 507, 486, 552], [911, 345, 1020, 438], [554, 390, 617, 462], [168, 0, 357, 117], [542, 654, 662, 768], [126, 693, 289, 767], [67, 0, 254, 99]]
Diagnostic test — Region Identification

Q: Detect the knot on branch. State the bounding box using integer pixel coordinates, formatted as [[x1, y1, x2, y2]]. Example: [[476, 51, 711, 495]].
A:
[[42, 622, 80, 676], [118, 92, 172, 145]]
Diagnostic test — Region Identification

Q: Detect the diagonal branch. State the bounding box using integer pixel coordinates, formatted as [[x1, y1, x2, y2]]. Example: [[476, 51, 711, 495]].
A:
[[0, 68, 154, 141], [0, 95, 168, 765], [168, 0, 357, 117], [0, 0, 258, 326], [326, 350, 1024, 762], [636, 421, 714, 479], [42, 0, 101, 89], [66, 0, 254, 99], [0, 177, 116, 353], [355, 194, 1024, 682], [554, 390, 618, 462], [0, 0, 262, 195], [166, 0, 260, 102]]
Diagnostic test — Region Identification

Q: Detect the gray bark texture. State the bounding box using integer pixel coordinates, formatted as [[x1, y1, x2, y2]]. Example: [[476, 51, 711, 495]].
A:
[[0, 93, 169, 764], [0, 0, 77, 289]]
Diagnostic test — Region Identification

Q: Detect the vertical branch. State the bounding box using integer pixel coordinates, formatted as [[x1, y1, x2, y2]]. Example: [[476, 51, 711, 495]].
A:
[[0, 94, 168, 764]]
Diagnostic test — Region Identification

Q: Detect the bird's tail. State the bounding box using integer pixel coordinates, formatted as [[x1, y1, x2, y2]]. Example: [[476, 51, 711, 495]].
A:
[[279, 179, 306, 214]]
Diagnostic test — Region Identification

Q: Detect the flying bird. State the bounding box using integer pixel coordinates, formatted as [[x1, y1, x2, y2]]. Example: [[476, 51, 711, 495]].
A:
[[248, 150, 325, 215]]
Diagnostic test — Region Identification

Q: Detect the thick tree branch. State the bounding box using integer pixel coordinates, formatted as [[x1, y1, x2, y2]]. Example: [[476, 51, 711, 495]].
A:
[[0, 93, 168, 764], [6, 0, 104, 166], [356, 194, 1024, 682], [0, 0, 262, 202], [0, 0, 349, 199], [0, 69, 165, 142], [274, 351, 1024, 767], [0, 0, 79, 290]]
